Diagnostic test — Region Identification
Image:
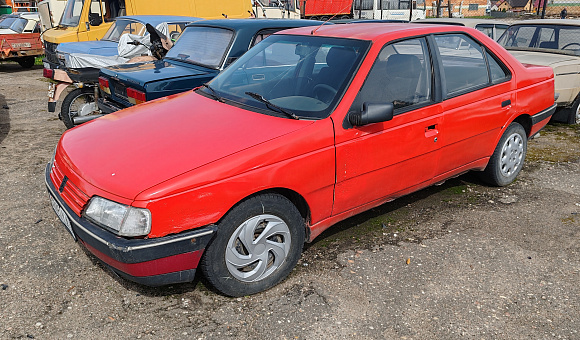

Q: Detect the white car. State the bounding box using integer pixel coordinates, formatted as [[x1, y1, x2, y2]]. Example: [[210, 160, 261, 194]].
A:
[[498, 19, 580, 124], [0, 12, 40, 35]]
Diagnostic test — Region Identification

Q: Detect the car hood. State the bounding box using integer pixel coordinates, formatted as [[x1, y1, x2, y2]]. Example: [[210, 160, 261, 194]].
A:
[[509, 50, 580, 68], [59, 91, 313, 200], [101, 59, 214, 86], [56, 40, 119, 56]]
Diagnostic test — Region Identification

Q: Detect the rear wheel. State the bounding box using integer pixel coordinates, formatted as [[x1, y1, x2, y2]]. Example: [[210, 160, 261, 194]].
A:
[[17, 56, 35, 68], [200, 194, 305, 297], [480, 122, 527, 186], [61, 88, 96, 129]]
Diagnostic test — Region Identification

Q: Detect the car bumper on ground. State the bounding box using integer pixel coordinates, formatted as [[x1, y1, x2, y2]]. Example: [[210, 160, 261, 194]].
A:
[[45, 163, 216, 286]]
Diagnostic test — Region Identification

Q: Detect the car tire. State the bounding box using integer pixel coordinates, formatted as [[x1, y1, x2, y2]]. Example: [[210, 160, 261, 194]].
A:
[[17, 56, 35, 69], [61, 88, 96, 129], [200, 193, 305, 297], [480, 122, 527, 187], [566, 95, 580, 125]]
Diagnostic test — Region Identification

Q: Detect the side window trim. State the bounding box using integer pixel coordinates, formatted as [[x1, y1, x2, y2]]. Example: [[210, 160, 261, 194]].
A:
[[430, 32, 511, 100]]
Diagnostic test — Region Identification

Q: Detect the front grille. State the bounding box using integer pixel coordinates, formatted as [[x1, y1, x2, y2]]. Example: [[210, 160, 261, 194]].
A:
[[44, 41, 59, 65], [111, 79, 128, 100], [50, 160, 90, 216]]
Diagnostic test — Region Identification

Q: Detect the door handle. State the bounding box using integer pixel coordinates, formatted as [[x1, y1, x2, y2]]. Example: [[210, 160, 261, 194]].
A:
[[425, 124, 438, 138], [501, 99, 511, 107]]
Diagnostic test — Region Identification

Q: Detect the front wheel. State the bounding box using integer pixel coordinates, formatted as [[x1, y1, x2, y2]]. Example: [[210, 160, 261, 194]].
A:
[[200, 194, 305, 297], [61, 87, 96, 129], [480, 122, 527, 186]]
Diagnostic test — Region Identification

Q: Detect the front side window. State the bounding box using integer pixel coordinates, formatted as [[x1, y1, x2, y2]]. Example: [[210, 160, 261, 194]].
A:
[[204, 35, 369, 119], [434, 33, 509, 97], [350, 37, 432, 114], [165, 26, 234, 69], [88, 0, 103, 26], [60, 0, 85, 27]]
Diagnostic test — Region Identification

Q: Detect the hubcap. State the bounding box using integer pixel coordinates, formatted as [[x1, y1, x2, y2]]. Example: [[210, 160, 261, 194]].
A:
[[499, 132, 524, 177], [225, 214, 291, 282]]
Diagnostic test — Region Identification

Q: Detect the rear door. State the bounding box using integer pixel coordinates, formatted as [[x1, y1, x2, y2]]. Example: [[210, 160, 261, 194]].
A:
[[432, 33, 513, 178]]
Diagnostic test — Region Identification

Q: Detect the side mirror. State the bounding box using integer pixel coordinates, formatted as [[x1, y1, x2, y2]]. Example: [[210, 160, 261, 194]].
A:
[[349, 102, 394, 127], [88, 13, 102, 26]]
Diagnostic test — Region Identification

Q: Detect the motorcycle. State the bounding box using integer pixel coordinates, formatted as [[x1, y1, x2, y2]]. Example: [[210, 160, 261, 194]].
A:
[[45, 24, 173, 129]]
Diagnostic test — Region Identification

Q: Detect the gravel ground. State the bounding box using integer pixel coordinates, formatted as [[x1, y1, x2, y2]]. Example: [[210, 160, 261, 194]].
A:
[[1, 64, 579, 340]]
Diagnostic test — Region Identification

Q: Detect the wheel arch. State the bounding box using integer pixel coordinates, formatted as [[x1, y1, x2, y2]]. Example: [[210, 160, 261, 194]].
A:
[[512, 114, 532, 137], [217, 187, 312, 238]]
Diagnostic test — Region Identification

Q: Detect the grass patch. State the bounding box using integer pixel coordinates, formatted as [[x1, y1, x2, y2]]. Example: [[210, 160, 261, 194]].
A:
[[35, 55, 44, 66]]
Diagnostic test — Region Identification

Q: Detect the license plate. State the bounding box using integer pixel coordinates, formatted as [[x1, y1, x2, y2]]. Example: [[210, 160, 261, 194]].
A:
[[50, 195, 76, 240], [47, 83, 56, 99]]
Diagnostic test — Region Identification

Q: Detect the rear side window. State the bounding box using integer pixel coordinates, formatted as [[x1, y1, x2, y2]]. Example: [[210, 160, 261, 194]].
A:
[[434, 34, 509, 98]]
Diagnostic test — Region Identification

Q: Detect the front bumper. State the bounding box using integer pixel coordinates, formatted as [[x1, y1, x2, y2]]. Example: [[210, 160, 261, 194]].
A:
[[45, 163, 216, 286]]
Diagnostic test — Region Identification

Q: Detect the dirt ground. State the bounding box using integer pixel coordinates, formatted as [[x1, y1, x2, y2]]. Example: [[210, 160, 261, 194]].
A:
[[1, 64, 579, 339]]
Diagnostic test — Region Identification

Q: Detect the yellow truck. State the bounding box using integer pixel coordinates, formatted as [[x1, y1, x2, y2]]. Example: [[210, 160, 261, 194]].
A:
[[42, 0, 252, 66]]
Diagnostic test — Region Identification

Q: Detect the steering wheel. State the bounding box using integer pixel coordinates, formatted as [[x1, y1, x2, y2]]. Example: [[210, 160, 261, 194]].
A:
[[561, 42, 580, 50], [313, 84, 337, 104]]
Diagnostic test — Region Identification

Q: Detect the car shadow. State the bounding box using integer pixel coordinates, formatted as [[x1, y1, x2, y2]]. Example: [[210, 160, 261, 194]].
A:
[[0, 89, 9, 145], [305, 172, 486, 249]]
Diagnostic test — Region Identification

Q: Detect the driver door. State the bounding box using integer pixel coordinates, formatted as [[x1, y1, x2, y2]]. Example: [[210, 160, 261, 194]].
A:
[[78, 0, 110, 41]]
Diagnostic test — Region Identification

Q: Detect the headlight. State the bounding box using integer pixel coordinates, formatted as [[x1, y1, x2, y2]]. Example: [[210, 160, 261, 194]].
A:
[[84, 196, 151, 237]]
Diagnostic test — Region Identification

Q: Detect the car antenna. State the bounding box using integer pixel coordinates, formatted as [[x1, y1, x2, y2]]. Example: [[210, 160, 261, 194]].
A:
[[311, 3, 351, 35]]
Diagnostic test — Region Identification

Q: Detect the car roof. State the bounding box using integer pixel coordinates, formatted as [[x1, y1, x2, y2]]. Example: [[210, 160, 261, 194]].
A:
[[186, 18, 326, 30], [508, 18, 580, 26], [415, 18, 508, 27], [117, 15, 201, 26], [279, 22, 480, 41]]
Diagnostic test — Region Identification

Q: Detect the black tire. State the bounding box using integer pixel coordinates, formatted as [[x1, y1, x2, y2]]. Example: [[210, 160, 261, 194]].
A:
[[17, 56, 35, 68], [566, 95, 580, 125], [60, 88, 95, 129], [200, 193, 305, 297], [480, 122, 527, 187]]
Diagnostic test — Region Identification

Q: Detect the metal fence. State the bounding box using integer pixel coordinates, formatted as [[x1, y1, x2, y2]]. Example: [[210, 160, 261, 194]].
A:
[[537, 0, 580, 18]]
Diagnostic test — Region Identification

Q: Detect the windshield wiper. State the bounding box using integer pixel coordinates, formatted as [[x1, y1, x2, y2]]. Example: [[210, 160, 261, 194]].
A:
[[201, 83, 224, 103], [245, 92, 299, 120]]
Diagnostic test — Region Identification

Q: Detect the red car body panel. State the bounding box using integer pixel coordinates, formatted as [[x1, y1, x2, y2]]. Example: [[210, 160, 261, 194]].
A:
[[47, 23, 555, 285]]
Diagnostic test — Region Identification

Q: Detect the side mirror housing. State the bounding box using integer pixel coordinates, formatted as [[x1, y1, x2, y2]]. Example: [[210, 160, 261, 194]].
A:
[[88, 13, 102, 26], [349, 103, 394, 127]]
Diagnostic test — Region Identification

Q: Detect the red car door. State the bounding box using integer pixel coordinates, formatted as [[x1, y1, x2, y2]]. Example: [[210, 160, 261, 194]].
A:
[[332, 37, 444, 215], [431, 33, 515, 178]]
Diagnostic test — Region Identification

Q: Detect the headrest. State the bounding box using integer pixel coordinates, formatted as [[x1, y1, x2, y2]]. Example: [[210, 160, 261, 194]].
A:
[[386, 54, 421, 78], [326, 47, 356, 68]]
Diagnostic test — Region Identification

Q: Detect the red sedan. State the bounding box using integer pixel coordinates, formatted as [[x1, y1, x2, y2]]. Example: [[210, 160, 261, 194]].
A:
[[46, 23, 556, 296]]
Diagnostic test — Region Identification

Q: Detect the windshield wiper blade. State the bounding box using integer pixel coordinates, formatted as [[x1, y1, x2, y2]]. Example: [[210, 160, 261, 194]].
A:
[[245, 91, 299, 120], [201, 83, 224, 103]]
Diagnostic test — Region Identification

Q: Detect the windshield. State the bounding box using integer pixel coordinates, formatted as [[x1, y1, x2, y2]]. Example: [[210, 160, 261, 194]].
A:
[[203, 35, 370, 120], [0, 17, 27, 33], [497, 24, 580, 55], [60, 0, 85, 27], [164, 26, 234, 69], [101, 18, 145, 42]]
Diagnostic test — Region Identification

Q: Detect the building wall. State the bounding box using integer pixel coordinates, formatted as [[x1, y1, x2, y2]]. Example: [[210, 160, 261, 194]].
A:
[[426, 0, 488, 16]]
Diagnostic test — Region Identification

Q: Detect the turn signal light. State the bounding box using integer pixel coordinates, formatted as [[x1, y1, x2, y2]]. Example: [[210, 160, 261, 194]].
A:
[[98, 77, 110, 94], [127, 88, 146, 105]]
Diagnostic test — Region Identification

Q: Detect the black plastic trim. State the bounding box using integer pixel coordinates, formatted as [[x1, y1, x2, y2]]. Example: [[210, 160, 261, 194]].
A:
[[112, 267, 197, 287], [45, 163, 217, 264], [531, 104, 557, 125]]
